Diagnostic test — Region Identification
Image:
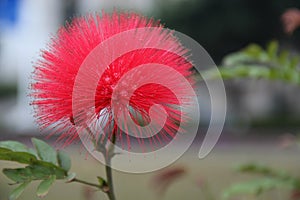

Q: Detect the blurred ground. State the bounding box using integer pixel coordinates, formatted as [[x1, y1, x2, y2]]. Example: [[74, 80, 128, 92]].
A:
[[0, 131, 298, 200]]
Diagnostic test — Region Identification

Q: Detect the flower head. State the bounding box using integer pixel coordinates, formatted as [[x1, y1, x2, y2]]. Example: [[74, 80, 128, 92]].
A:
[[31, 11, 194, 148]]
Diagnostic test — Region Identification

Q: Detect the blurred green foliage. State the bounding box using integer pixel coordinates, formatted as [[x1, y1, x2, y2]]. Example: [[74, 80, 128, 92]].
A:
[[203, 41, 300, 84], [200, 40, 300, 128], [222, 163, 300, 199]]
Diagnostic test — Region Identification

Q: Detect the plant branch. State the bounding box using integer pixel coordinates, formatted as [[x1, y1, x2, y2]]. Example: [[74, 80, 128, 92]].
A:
[[84, 125, 117, 200], [70, 178, 109, 193], [105, 133, 116, 200]]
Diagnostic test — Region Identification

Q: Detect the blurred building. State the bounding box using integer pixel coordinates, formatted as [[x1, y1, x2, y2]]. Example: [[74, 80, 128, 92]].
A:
[[0, 0, 63, 132]]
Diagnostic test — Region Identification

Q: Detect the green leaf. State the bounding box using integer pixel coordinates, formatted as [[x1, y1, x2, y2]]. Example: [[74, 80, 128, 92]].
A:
[[0, 147, 12, 153], [28, 148, 38, 157], [32, 138, 57, 165], [9, 181, 30, 200], [3, 166, 52, 183], [278, 50, 289, 67], [0, 139, 72, 200], [243, 44, 263, 58], [223, 53, 252, 66], [29, 162, 66, 180], [0, 148, 37, 164], [3, 168, 32, 183], [3, 162, 66, 183], [65, 172, 76, 182], [36, 175, 56, 197], [267, 40, 278, 60], [0, 141, 29, 153], [247, 67, 270, 78], [97, 176, 107, 187], [97, 176, 109, 192], [290, 56, 300, 69], [57, 150, 71, 171]]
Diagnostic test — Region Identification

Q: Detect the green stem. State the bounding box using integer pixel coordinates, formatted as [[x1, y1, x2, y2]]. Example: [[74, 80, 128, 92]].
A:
[[105, 133, 116, 200], [84, 126, 116, 200], [105, 158, 116, 200], [71, 178, 108, 192]]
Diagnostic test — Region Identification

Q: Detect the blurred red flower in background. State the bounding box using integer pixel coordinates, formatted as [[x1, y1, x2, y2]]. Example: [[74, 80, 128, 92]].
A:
[[150, 166, 187, 196], [282, 8, 300, 34]]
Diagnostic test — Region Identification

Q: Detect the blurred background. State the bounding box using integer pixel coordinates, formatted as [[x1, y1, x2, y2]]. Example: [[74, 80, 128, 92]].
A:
[[1, 0, 300, 133], [0, 0, 300, 200]]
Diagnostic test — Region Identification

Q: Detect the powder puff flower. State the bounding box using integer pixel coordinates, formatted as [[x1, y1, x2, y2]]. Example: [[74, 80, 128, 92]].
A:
[[31, 11, 194, 148]]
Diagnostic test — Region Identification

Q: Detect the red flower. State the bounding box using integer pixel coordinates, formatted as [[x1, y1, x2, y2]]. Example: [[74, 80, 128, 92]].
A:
[[31, 11, 193, 148]]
